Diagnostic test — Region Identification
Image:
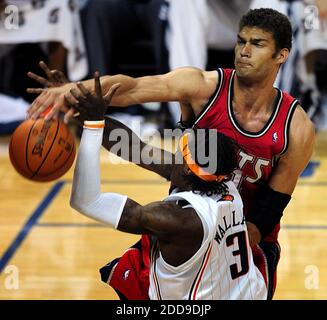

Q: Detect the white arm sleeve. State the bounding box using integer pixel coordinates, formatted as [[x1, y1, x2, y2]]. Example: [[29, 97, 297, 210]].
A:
[[70, 126, 127, 229]]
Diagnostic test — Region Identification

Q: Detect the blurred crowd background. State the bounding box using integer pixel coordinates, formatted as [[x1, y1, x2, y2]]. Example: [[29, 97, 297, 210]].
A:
[[0, 0, 326, 138]]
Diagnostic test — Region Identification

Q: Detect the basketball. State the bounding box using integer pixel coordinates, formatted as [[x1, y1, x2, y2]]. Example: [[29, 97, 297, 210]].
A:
[[9, 118, 76, 182]]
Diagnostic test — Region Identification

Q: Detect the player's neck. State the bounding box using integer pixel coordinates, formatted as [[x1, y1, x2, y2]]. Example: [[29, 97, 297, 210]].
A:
[[233, 76, 277, 114]]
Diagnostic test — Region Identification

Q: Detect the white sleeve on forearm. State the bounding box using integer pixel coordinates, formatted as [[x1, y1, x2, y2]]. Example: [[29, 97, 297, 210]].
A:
[[70, 126, 127, 228]]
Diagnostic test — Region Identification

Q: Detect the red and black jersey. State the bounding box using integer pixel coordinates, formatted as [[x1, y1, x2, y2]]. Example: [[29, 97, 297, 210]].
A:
[[193, 68, 298, 242]]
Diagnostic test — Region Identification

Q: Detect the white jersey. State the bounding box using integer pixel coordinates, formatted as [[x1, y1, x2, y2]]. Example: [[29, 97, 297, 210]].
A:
[[148, 181, 267, 300]]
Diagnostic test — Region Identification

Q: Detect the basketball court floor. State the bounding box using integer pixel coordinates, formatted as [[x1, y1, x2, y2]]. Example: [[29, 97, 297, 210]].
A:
[[0, 127, 326, 300]]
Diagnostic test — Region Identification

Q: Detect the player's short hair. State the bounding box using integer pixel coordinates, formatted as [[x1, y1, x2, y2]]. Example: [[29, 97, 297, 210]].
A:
[[239, 8, 292, 54], [185, 129, 239, 196]]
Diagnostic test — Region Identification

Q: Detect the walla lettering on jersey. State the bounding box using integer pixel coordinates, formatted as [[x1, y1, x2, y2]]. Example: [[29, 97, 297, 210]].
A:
[[193, 68, 298, 242], [215, 210, 246, 245]]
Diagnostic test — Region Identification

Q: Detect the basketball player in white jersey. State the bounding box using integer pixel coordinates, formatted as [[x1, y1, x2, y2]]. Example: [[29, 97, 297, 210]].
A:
[[69, 75, 267, 300]]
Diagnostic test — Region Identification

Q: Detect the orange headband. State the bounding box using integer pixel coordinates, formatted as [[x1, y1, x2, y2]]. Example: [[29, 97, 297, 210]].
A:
[[179, 133, 226, 183]]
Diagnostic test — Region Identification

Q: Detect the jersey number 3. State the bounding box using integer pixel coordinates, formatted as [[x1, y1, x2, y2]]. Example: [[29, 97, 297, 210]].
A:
[[226, 231, 249, 279]]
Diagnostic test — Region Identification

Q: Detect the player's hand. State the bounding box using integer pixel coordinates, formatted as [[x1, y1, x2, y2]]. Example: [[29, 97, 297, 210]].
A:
[[27, 84, 75, 122], [26, 61, 76, 123], [65, 71, 120, 122], [27, 61, 68, 91]]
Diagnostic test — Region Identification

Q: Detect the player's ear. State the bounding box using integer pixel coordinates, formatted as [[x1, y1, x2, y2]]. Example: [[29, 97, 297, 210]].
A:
[[275, 48, 289, 65]]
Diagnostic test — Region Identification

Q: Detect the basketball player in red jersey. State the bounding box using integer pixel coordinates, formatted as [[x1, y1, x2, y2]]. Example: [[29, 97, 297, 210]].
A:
[[28, 9, 315, 299]]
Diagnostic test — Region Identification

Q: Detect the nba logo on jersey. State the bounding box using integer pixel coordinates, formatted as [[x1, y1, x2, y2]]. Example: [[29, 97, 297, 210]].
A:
[[272, 132, 278, 143], [123, 269, 130, 280]]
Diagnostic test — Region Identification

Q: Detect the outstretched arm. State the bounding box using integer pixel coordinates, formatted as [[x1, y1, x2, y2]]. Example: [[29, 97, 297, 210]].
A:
[[27, 63, 174, 180], [27, 64, 218, 123]]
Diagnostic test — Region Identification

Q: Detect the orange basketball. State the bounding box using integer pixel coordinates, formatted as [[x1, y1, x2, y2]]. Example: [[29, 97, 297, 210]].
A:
[[9, 118, 76, 182]]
